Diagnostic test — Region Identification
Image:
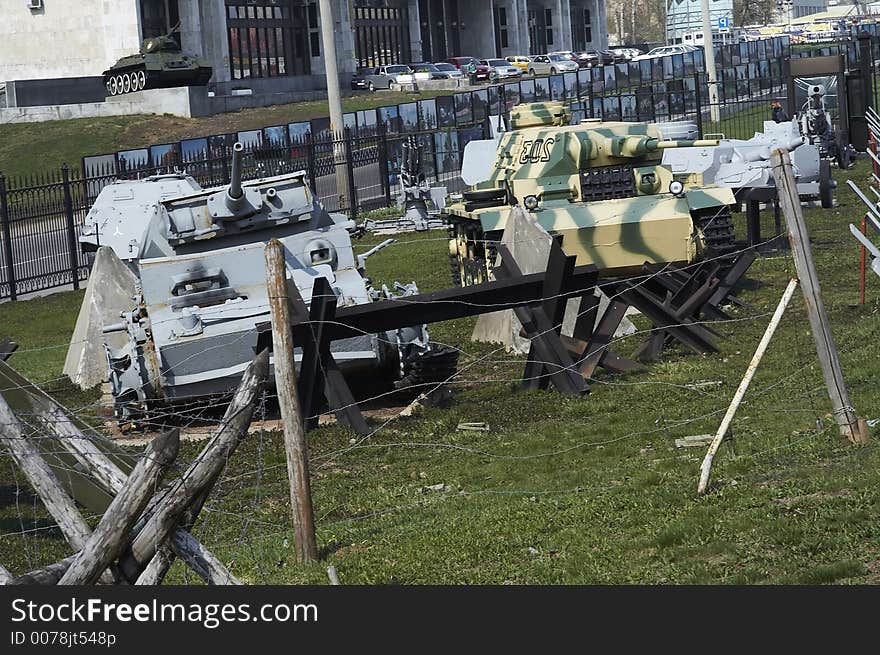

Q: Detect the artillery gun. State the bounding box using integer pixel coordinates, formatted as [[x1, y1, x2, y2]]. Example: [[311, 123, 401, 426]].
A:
[[102, 23, 212, 97], [796, 83, 854, 169], [445, 101, 737, 286], [661, 119, 836, 208], [78, 144, 455, 422]]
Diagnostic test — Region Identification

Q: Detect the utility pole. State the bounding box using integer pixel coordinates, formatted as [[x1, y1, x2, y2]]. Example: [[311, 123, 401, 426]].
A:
[[317, 0, 351, 211], [700, 0, 721, 123]]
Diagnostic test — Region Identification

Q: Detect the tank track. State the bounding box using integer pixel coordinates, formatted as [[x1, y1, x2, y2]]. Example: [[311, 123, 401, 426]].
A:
[[394, 346, 461, 392], [447, 218, 497, 288], [691, 206, 736, 261]]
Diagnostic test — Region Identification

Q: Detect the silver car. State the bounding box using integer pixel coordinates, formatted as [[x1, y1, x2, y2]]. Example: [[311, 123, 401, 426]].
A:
[[432, 62, 464, 79], [480, 58, 522, 79], [527, 53, 579, 76]]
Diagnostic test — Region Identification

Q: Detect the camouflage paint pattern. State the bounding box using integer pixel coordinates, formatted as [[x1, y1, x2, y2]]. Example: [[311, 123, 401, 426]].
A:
[[445, 102, 735, 278]]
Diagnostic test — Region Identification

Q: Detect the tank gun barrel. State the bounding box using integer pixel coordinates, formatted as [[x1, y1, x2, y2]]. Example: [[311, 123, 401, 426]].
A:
[[655, 139, 721, 148], [227, 142, 244, 209], [614, 135, 720, 157]]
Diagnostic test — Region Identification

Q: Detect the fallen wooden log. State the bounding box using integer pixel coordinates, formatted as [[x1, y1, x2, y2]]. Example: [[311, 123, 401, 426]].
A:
[[59, 430, 180, 585], [0, 394, 117, 583], [27, 393, 237, 586], [0, 394, 93, 552], [10, 557, 75, 585], [118, 349, 269, 582]]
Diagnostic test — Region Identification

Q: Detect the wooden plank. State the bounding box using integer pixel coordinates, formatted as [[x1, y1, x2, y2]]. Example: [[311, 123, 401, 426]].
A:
[[771, 149, 866, 443], [265, 239, 318, 563], [58, 430, 180, 585], [255, 263, 601, 348]]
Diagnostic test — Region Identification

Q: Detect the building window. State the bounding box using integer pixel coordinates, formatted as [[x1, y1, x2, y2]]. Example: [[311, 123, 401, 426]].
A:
[[140, 0, 180, 41], [307, 2, 321, 57], [497, 6, 508, 49], [225, 1, 311, 80], [545, 8, 553, 46], [353, 2, 411, 68]]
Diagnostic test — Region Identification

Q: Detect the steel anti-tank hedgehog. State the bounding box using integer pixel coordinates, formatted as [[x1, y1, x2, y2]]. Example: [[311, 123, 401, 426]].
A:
[[444, 101, 738, 286]]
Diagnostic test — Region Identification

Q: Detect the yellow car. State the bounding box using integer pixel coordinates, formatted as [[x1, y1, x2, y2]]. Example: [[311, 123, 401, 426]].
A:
[[505, 55, 532, 72]]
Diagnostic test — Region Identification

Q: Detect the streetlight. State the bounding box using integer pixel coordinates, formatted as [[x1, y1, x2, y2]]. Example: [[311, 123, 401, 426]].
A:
[[316, 0, 350, 212], [700, 0, 721, 123]]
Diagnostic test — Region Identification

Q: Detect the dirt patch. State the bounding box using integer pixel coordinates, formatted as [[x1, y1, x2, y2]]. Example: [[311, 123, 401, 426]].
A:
[[771, 489, 854, 509]]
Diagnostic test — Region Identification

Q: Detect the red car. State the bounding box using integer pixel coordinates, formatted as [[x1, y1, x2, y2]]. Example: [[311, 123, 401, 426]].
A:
[[445, 56, 491, 81]]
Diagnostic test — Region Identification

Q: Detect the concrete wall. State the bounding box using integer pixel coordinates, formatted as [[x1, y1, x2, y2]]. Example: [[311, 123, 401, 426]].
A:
[[458, 1, 497, 56], [0, 85, 373, 124], [0, 0, 140, 82]]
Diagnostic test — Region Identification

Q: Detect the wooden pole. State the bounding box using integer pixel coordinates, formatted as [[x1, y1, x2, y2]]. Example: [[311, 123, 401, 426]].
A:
[[0, 563, 12, 584], [27, 393, 239, 586], [265, 239, 318, 563], [698, 278, 799, 495], [0, 394, 93, 553], [771, 149, 867, 444], [59, 430, 180, 585], [117, 349, 268, 582]]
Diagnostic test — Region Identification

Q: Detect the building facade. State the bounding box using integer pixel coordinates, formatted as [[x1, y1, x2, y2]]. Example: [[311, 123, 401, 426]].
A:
[[0, 0, 608, 100]]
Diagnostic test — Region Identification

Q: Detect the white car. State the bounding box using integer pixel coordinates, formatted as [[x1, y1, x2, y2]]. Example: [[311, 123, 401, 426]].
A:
[[480, 58, 522, 79], [528, 53, 579, 76], [632, 45, 698, 62]]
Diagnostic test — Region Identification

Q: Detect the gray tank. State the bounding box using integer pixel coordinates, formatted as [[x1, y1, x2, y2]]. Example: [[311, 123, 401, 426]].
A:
[[80, 144, 451, 421]]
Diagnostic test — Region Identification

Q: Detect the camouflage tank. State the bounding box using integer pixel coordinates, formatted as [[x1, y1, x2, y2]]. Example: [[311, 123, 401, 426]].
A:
[[102, 25, 212, 97], [78, 144, 456, 422], [445, 101, 736, 286]]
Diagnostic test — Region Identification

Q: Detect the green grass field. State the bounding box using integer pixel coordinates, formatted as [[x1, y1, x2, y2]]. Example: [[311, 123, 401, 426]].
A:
[[2, 161, 880, 584]]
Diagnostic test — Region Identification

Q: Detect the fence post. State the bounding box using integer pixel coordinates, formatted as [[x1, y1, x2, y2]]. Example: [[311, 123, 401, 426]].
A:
[[342, 127, 358, 220], [377, 122, 391, 206], [0, 173, 16, 301], [693, 71, 704, 138], [305, 132, 318, 193], [61, 164, 80, 291]]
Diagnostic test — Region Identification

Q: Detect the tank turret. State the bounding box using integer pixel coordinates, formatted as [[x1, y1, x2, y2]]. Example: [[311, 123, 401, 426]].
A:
[[444, 102, 737, 286], [102, 23, 212, 96]]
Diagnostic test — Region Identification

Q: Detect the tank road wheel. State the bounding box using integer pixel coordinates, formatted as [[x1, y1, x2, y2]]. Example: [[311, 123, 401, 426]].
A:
[[819, 159, 834, 209], [137, 70, 146, 91], [108, 76, 118, 96], [122, 73, 131, 94]]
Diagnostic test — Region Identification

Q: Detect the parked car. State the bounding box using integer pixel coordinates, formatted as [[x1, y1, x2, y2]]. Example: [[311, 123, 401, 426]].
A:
[[528, 53, 579, 76], [480, 58, 522, 79], [612, 47, 643, 61], [445, 56, 491, 81], [575, 51, 600, 68], [549, 50, 578, 63], [351, 67, 371, 90], [432, 62, 464, 79], [408, 62, 446, 81], [575, 49, 620, 67], [357, 64, 414, 91], [632, 44, 697, 61], [505, 55, 533, 72]]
